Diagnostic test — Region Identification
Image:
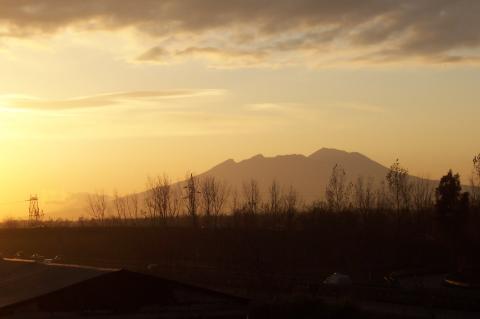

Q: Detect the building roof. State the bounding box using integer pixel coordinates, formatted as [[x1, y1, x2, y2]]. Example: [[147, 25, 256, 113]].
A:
[[0, 259, 247, 317], [0, 259, 113, 309]]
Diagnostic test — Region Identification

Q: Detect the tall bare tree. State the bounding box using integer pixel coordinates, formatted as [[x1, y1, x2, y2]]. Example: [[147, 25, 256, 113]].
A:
[[354, 176, 375, 212], [325, 164, 352, 212], [169, 184, 182, 220], [267, 179, 282, 216], [113, 190, 128, 224], [212, 179, 229, 228], [231, 187, 239, 213], [411, 177, 434, 212], [146, 174, 176, 225], [200, 176, 216, 223], [375, 180, 391, 211], [242, 179, 261, 216], [283, 185, 298, 228], [472, 154, 480, 206], [158, 174, 172, 222], [87, 191, 108, 224], [126, 192, 139, 225], [386, 159, 410, 213], [144, 187, 155, 223]]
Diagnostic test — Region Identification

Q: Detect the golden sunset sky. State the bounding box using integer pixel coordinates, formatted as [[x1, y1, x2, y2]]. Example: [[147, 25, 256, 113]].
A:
[[0, 0, 479, 217]]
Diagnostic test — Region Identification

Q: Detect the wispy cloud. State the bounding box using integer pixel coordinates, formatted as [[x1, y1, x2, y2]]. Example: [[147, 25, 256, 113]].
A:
[[334, 102, 385, 114], [0, 89, 225, 110], [246, 103, 295, 112]]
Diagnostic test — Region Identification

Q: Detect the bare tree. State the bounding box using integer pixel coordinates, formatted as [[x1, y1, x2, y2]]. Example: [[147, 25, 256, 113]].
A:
[[145, 174, 173, 226], [169, 184, 182, 220], [231, 187, 239, 213], [354, 176, 375, 212], [184, 173, 199, 227], [200, 176, 215, 224], [113, 190, 128, 224], [325, 164, 352, 212], [212, 180, 229, 228], [157, 174, 172, 223], [144, 187, 155, 223], [386, 159, 410, 213], [375, 180, 391, 211], [242, 179, 261, 216], [283, 185, 298, 228], [145, 177, 158, 224], [230, 187, 241, 228], [267, 179, 282, 216], [126, 192, 139, 225], [472, 154, 480, 206], [411, 177, 434, 212], [87, 191, 108, 224]]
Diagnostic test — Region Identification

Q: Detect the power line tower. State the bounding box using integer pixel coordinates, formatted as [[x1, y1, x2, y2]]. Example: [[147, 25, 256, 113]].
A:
[[26, 195, 43, 225]]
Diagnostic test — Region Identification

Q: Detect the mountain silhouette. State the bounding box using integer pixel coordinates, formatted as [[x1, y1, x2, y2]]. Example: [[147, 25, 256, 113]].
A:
[[196, 148, 390, 203], [48, 148, 431, 218]]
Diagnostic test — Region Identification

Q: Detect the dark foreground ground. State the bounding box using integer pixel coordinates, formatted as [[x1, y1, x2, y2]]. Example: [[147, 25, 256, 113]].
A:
[[0, 226, 479, 318]]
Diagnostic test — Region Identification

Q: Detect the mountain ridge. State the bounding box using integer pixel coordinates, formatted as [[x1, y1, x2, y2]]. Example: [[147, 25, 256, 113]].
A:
[[195, 147, 392, 203], [48, 148, 433, 219]]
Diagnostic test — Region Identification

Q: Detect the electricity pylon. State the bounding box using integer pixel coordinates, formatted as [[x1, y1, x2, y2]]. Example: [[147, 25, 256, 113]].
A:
[[26, 195, 43, 225]]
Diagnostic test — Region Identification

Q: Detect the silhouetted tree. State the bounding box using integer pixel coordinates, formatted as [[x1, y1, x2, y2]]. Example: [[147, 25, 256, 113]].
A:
[[200, 176, 229, 228], [386, 159, 410, 213], [375, 180, 391, 211], [126, 192, 139, 225], [282, 185, 298, 229], [200, 176, 215, 225], [411, 177, 434, 212], [211, 180, 229, 228], [471, 154, 480, 207], [169, 184, 182, 220], [184, 173, 199, 227], [325, 164, 352, 212], [230, 187, 239, 213], [435, 170, 468, 217], [87, 191, 108, 224], [113, 190, 128, 224], [145, 174, 172, 225], [267, 180, 282, 216], [229, 187, 239, 228], [354, 176, 375, 213], [435, 170, 470, 262], [243, 179, 261, 216]]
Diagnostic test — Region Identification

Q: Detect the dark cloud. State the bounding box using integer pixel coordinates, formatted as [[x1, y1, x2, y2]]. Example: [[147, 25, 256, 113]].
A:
[[1, 0, 480, 64]]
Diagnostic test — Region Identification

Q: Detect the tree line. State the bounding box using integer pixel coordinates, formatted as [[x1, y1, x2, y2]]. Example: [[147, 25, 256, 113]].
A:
[[79, 152, 480, 228], [3, 152, 480, 230]]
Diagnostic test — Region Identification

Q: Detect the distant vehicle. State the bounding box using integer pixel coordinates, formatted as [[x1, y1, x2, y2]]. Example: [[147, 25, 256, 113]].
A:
[[323, 273, 352, 286], [15, 251, 25, 259]]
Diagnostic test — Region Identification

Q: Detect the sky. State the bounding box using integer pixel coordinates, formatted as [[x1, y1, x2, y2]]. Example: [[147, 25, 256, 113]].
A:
[[0, 0, 479, 217]]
